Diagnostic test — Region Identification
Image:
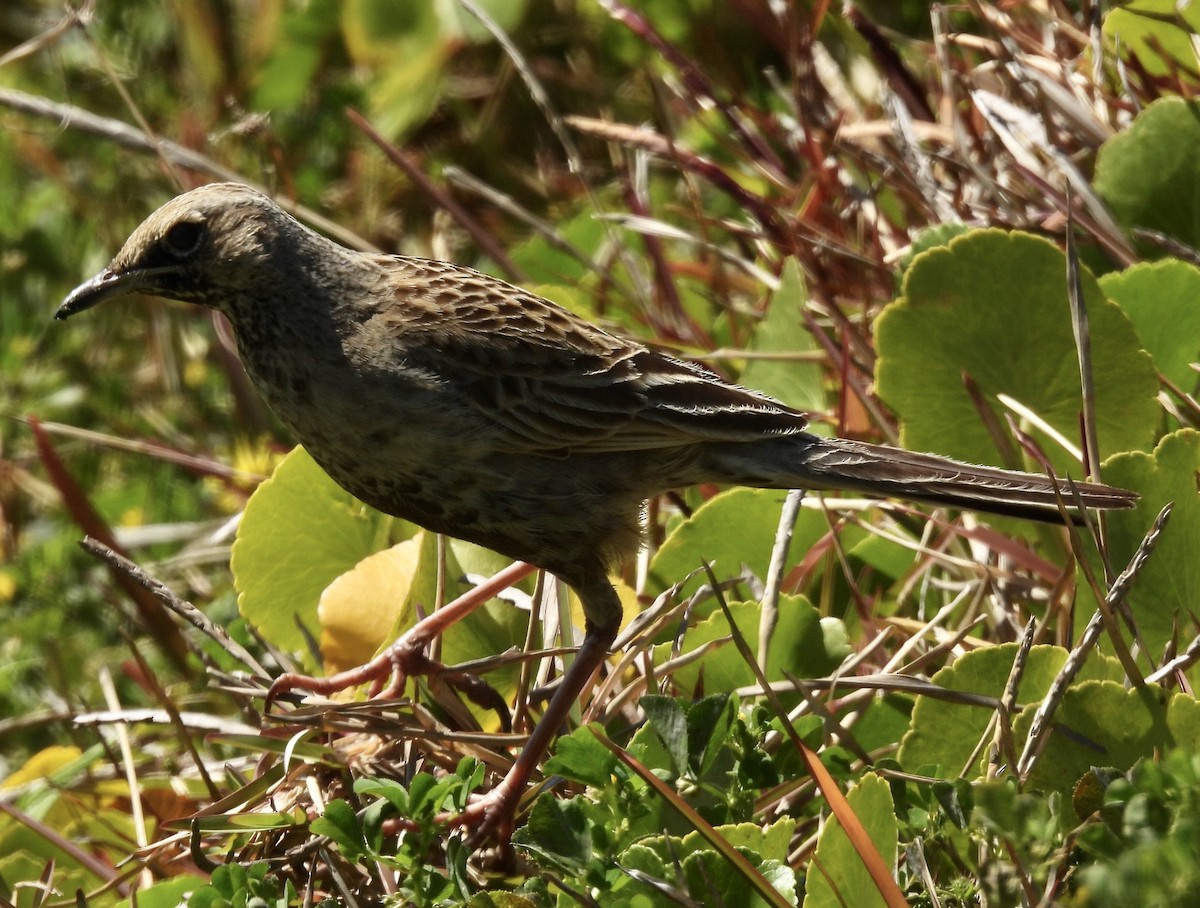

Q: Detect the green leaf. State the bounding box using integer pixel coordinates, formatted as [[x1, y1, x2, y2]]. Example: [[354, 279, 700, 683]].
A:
[[679, 849, 796, 907], [647, 488, 833, 599], [705, 818, 797, 861], [622, 820, 800, 906], [686, 693, 739, 778], [972, 780, 1058, 843], [1103, 1, 1200, 81], [876, 229, 1158, 471], [354, 777, 410, 815], [184, 810, 307, 832], [1085, 429, 1200, 660], [232, 446, 394, 655], [1094, 97, 1200, 253], [115, 875, 205, 908], [932, 779, 973, 829], [640, 695, 691, 775], [741, 259, 825, 415], [211, 863, 250, 900], [1072, 746, 1200, 902], [636, 694, 739, 784], [1100, 259, 1200, 405], [513, 794, 597, 876], [343, 0, 431, 65], [804, 772, 897, 908], [1012, 681, 1200, 815], [898, 644, 1125, 778], [543, 724, 619, 787], [508, 208, 610, 287], [251, 0, 341, 109], [618, 841, 670, 887], [848, 695, 914, 755], [364, 42, 449, 141], [434, 540, 530, 680], [653, 595, 848, 693], [466, 892, 542, 908], [895, 222, 972, 279], [309, 799, 369, 859], [342, 0, 461, 140], [847, 529, 925, 584], [407, 771, 462, 817], [435, 0, 530, 42]]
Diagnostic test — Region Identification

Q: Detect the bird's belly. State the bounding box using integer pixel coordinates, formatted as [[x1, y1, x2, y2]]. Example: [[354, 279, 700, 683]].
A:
[[239, 350, 683, 571], [298, 438, 588, 566], [242, 361, 540, 554]]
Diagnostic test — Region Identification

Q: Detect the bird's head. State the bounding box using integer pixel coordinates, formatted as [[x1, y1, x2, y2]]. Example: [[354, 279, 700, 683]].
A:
[[56, 183, 297, 320]]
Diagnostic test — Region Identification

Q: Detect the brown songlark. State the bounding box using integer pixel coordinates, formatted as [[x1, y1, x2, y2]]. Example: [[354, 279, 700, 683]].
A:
[[57, 183, 1137, 843]]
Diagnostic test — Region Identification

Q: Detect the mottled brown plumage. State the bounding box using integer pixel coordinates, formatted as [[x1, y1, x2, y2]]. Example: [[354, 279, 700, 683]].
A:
[[57, 183, 1136, 843]]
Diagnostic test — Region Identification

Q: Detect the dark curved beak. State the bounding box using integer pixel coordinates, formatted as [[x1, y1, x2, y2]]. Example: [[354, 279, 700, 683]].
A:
[[56, 267, 153, 320]]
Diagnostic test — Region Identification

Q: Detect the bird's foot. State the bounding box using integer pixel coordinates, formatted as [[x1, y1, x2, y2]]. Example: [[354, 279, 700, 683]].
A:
[[442, 776, 523, 850], [265, 634, 432, 712], [264, 561, 537, 713], [265, 637, 513, 730]]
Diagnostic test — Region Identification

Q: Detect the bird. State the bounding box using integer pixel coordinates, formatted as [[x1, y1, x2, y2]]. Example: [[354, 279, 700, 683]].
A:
[[57, 182, 1137, 844]]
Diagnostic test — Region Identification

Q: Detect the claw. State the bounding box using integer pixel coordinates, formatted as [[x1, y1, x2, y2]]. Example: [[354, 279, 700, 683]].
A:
[[263, 562, 537, 715], [443, 780, 523, 848]]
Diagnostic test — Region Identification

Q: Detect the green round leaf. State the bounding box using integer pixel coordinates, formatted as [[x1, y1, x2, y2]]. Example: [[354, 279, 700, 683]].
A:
[[898, 644, 1124, 778], [1095, 97, 1200, 253], [1100, 258, 1200, 395], [647, 488, 834, 599], [652, 595, 849, 692], [232, 446, 395, 655], [1087, 429, 1200, 659], [1103, 3, 1200, 82], [876, 229, 1158, 471], [1012, 681, 1200, 816]]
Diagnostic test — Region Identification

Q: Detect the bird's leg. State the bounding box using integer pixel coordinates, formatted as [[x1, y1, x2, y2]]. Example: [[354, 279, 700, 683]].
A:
[[266, 559, 623, 848], [449, 578, 622, 847], [264, 560, 536, 709]]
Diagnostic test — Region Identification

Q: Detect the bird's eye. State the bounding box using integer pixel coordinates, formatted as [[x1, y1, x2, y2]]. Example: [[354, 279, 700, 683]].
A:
[[164, 220, 205, 257]]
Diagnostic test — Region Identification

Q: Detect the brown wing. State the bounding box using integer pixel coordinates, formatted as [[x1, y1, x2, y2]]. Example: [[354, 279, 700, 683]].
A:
[[376, 256, 810, 453]]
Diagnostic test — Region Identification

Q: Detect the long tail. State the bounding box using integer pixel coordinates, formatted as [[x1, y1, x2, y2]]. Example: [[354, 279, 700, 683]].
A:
[[713, 435, 1138, 523]]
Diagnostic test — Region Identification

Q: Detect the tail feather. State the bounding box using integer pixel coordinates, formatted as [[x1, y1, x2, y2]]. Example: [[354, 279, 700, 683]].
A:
[[712, 435, 1138, 524]]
